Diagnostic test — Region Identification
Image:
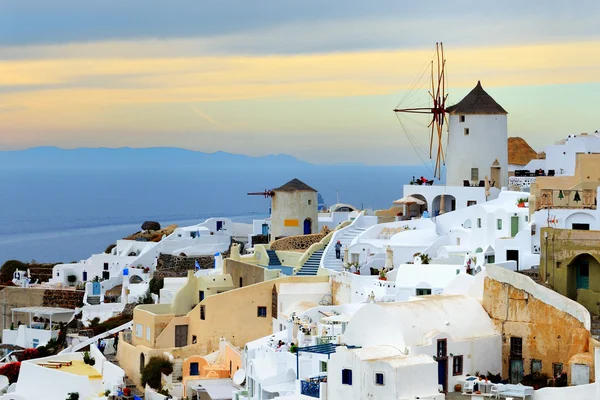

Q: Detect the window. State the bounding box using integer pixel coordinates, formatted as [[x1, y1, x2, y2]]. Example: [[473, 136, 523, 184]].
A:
[[460, 115, 466, 122], [477, 218, 482, 228], [103, 263, 109, 271], [239, 277, 243, 288], [200, 305, 206, 320], [192, 335, 197, 344], [416, 288, 432, 296], [342, 369, 353, 385], [510, 337, 523, 357], [437, 339, 447, 358], [453, 355, 463, 376], [471, 168, 478, 181], [572, 223, 590, 230], [190, 362, 199, 376], [308, 199, 312, 205], [257, 306, 267, 318], [375, 372, 384, 385], [467, 200, 477, 207], [553, 363, 563, 377], [320, 361, 328, 372], [486, 255, 496, 264], [497, 219, 503, 230], [32, 339, 39, 349], [146, 326, 151, 341], [525, 216, 529, 222], [136, 324, 143, 338], [464, 128, 470, 135], [531, 359, 542, 374]]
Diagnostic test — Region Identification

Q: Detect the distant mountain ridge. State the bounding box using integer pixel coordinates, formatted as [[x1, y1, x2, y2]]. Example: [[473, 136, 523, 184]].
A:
[[0, 146, 314, 169]]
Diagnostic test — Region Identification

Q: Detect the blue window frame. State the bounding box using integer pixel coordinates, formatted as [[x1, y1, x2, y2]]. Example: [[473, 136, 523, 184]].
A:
[[190, 362, 199, 376], [342, 369, 352, 385]]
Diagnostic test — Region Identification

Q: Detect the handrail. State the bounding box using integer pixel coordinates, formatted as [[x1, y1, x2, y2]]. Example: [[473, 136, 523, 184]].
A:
[[59, 321, 133, 354]]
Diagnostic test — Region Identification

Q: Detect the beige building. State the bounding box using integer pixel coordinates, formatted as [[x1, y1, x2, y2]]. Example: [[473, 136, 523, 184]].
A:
[[483, 265, 596, 385], [270, 179, 318, 239], [117, 271, 328, 386]]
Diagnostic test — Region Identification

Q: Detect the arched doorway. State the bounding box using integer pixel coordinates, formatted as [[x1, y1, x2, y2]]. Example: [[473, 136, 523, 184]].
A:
[[432, 195, 456, 216], [140, 353, 145, 372], [567, 253, 599, 300], [303, 218, 312, 235], [130, 275, 143, 284], [406, 194, 428, 218]]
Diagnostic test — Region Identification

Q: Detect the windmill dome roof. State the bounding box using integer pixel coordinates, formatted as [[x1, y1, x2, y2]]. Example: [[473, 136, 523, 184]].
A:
[[446, 81, 507, 115], [274, 178, 317, 192]]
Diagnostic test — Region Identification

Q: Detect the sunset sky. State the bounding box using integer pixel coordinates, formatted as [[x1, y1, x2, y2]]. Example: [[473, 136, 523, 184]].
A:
[[2, 1, 600, 165]]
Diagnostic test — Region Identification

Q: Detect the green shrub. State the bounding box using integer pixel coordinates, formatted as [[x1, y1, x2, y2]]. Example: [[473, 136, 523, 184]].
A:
[[149, 277, 164, 295], [67, 275, 77, 283], [105, 244, 117, 254], [66, 393, 79, 400], [83, 351, 95, 366], [0, 260, 27, 282], [141, 357, 173, 390]]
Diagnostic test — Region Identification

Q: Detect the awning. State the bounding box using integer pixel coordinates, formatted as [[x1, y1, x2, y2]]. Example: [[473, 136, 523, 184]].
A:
[[11, 307, 74, 315], [262, 381, 295, 394], [321, 314, 350, 323]]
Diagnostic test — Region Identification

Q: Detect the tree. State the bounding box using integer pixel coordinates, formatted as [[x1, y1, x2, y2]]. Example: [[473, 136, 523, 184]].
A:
[[149, 278, 164, 295], [142, 221, 161, 232], [141, 357, 173, 390]]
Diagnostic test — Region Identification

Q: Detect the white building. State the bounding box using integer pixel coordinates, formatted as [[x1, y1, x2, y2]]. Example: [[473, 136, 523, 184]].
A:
[[445, 81, 508, 189], [0, 345, 125, 400], [342, 295, 502, 393], [328, 346, 444, 400]]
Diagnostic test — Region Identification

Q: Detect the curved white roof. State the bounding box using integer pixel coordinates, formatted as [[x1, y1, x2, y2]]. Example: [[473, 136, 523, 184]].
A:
[[388, 228, 438, 246], [343, 295, 497, 349]]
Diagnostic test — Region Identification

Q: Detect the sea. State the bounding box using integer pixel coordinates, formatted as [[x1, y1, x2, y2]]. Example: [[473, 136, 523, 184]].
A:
[[0, 165, 430, 265]]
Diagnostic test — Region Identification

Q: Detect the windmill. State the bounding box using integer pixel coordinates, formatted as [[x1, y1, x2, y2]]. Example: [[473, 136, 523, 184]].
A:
[[247, 189, 274, 198], [393, 42, 448, 179]]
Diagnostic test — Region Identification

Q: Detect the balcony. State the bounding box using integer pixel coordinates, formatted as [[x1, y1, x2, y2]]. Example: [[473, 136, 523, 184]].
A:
[[536, 189, 597, 211], [509, 176, 536, 189], [301, 376, 327, 399]]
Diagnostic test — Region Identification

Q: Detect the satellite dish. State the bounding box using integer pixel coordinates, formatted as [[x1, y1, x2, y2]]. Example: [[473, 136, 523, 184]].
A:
[[233, 368, 246, 386]]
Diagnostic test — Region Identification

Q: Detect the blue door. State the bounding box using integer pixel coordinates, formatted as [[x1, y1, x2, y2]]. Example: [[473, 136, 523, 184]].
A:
[[216, 221, 223, 231], [92, 282, 101, 295], [303, 218, 312, 235], [437, 359, 447, 392], [82, 271, 87, 282], [190, 362, 199, 376], [576, 260, 590, 289], [261, 224, 269, 236]]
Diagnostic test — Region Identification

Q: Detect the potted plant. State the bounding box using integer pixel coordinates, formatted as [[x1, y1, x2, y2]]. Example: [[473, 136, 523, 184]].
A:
[[83, 351, 95, 366], [379, 268, 387, 281], [516, 197, 528, 208]]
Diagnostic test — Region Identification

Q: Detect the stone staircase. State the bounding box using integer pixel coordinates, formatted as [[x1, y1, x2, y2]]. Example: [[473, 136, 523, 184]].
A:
[[592, 315, 600, 340], [172, 359, 183, 382], [86, 295, 100, 305], [321, 227, 367, 272], [296, 250, 324, 276], [266, 250, 282, 267]]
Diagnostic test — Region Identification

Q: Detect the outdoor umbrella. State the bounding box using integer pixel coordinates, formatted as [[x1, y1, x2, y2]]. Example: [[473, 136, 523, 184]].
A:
[[393, 196, 425, 206]]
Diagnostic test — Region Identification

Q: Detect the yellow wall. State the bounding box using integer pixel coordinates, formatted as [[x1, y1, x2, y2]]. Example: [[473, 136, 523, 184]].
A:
[[541, 227, 600, 314], [224, 259, 272, 288], [132, 307, 175, 347], [482, 277, 593, 383]]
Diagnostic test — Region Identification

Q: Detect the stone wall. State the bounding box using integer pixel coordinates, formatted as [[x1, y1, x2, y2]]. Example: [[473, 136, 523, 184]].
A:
[[223, 259, 267, 288], [42, 289, 84, 309], [270, 233, 325, 251], [155, 254, 215, 279], [483, 268, 593, 384]]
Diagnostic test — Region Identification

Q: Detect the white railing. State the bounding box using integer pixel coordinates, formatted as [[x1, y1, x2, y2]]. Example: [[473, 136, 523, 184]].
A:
[[509, 176, 536, 188]]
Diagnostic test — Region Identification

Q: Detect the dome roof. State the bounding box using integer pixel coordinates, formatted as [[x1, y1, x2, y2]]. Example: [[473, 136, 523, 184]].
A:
[[508, 137, 537, 166], [446, 81, 507, 115]]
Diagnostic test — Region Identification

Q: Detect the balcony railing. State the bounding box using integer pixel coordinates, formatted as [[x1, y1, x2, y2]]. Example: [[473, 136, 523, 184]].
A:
[[315, 336, 336, 345], [536, 189, 596, 211], [301, 380, 320, 398], [509, 176, 536, 189]]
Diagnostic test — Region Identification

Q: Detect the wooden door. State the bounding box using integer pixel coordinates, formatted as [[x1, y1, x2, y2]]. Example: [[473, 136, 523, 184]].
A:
[[175, 325, 188, 347]]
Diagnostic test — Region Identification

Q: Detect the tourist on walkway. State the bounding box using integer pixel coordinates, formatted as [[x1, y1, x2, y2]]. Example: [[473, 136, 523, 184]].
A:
[[335, 241, 342, 259], [113, 333, 119, 350]]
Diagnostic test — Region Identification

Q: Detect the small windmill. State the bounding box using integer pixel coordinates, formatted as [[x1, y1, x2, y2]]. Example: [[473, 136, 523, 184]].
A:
[[394, 42, 448, 179]]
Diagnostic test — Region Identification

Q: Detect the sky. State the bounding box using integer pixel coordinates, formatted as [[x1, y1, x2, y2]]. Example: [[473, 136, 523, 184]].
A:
[[1, 1, 600, 165]]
